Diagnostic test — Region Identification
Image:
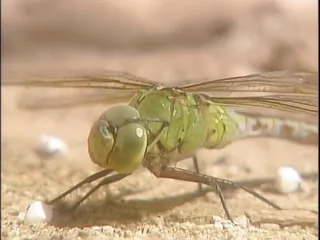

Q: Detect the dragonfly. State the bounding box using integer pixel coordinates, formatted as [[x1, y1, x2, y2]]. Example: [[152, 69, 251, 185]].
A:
[[4, 70, 319, 221]]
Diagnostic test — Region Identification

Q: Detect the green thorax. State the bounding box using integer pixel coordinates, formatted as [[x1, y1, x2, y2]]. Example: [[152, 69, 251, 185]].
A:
[[129, 88, 240, 158]]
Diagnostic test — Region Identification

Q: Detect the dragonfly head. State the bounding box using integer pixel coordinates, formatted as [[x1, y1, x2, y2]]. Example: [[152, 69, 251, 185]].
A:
[[88, 105, 148, 174]]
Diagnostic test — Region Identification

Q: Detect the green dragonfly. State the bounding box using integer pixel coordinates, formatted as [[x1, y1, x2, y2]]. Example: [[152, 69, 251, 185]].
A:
[[4, 70, 318, 221]]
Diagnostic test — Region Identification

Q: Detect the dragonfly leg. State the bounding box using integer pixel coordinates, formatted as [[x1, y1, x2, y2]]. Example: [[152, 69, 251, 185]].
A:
[[147, 165, 282, 222], [192, 155, 203, 192], [48, 169, 113, 205], [67, 173, 129, 212]]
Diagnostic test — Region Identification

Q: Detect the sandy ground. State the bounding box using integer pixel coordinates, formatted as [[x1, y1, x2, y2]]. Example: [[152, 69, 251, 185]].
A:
[[2, 0, 319, 239]]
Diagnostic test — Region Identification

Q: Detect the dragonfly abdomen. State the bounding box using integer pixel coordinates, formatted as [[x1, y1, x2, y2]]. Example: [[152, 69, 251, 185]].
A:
[[201, 104, 241, 149], [232, 111, 319, 145]]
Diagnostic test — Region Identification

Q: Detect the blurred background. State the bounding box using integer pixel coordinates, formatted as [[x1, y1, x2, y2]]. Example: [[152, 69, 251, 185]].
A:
[[2, 0, 318, 80]]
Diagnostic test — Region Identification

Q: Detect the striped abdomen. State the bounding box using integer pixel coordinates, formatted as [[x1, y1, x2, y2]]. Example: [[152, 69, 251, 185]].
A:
[[225, 110, 318, 146]]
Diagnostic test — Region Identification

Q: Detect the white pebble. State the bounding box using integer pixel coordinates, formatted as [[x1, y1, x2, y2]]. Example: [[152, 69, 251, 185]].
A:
[[274, 166, 302, 194], [36, 134, 68, 157], [22, 201, 53, 224], [214, 222, 224, 230], [234, 215, 248, 227]]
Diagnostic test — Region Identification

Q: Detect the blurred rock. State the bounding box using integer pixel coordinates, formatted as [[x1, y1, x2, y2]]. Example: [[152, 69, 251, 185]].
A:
[[35, 134, 68, 158]]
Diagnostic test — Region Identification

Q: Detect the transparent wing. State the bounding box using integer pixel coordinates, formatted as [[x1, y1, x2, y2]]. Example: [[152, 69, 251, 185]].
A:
[[180, 71, 317, 94], [4, 71, 160, 89], [3, 71, 160, 109], [3, 70, 318, 115], [178, 71, 318, 115]]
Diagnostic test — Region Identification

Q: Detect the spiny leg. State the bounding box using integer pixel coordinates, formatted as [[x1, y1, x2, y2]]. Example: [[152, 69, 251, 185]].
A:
[[192, 155, 203, 192], [147, 165, 282, 222], [48, 169, 113, 205], [68, 173, 129, 211]]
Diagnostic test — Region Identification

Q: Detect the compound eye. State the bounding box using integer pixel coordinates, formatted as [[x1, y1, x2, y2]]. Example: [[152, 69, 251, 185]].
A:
[[88, 105, 147, 173], [87, 120, 114, 168], [100, 105, 140, 126], [107, 122, 147, 174]]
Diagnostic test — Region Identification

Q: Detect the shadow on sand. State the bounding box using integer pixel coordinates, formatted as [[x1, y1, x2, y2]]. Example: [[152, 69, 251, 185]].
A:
[[49, 187, 214, 228]]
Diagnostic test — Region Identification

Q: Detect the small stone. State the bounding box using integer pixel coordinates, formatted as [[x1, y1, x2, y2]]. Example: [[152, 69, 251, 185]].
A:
[[275, 166, 302, 194], [234, 215, 249, 227], [36, 134, 68, 158], [23, 201, 53, 224], [214, 222, 224, 230]]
